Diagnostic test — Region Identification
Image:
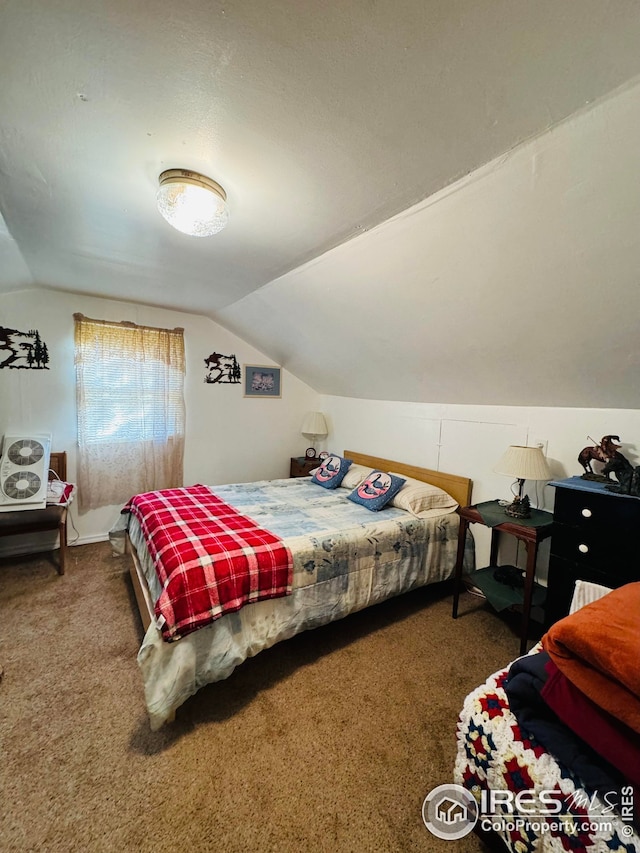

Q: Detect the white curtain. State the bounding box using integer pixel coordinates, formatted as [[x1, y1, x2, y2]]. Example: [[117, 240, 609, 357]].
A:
[[74, 314, 185, 513]]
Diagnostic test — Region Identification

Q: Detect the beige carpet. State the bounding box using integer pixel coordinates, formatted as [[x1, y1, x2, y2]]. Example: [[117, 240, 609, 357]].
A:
[[0, 543, 520, 852]]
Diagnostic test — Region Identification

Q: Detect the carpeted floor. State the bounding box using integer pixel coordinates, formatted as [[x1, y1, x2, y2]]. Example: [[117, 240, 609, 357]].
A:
[[0, 542, 521, 852]]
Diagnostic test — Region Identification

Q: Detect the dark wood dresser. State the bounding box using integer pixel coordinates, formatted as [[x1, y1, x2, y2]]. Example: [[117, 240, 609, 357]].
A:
[[546, 477, 640, 626]]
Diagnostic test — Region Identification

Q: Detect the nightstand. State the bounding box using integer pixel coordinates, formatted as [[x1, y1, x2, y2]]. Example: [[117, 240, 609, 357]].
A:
[[452, 501, 554, 655], [290, 456, 320, 478]]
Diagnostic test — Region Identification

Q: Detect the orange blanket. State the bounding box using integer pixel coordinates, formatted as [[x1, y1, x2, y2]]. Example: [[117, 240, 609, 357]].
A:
[[542, 582, 640, 733]]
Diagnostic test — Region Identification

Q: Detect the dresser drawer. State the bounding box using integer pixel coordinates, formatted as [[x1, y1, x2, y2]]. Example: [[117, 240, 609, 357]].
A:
[[547, 480, 640, 627], [553, 486, 640, 531], [551, 521, 638, 571]]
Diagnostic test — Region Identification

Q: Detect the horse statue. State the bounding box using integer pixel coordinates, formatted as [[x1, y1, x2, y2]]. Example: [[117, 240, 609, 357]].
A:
[[578, 434, 640, 495], [577, 435, 622, 479]]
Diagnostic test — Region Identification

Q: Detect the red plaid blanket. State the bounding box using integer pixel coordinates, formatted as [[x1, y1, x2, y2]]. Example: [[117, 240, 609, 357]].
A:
[[125, 485, 293, 642]]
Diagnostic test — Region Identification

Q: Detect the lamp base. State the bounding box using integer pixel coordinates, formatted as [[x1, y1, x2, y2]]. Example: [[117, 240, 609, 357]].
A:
[[504, 495, 531, 519]]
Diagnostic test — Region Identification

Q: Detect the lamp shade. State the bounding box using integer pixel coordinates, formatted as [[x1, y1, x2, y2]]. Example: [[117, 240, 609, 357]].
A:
[[301, 412, 328, 438], [157, 169, 229, 237], [494, 445, 551, 481]]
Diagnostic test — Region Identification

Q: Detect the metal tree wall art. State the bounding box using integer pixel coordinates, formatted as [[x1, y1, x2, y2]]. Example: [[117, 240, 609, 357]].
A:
[[0, 326, 50, 369], [204, 351, 241, 384]]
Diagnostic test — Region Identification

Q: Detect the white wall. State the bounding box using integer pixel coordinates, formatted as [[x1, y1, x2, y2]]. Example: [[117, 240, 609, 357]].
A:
[[322, 395, 640, 576], [0, 288, 319, 550], [4, 286, 638, 578], [217, 76, 640, 410]]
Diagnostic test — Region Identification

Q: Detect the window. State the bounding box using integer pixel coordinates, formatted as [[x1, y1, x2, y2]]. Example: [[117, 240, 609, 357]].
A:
[[74, 314, 185, 512]]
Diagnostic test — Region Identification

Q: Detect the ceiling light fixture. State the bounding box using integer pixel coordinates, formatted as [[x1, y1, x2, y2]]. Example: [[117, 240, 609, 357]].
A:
[[156, 169, 229, 237]]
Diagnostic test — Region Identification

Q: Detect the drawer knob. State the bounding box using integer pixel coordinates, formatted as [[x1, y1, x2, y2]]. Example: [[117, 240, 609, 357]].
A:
[[581, 508, 592, 518], [578, 543, 589, 554]]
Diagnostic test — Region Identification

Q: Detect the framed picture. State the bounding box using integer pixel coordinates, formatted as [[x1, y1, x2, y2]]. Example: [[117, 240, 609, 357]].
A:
[[243, 364, 282, 398]]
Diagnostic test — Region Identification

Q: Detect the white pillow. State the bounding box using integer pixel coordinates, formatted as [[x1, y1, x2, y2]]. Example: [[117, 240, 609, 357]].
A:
[[339, 464, 375, 490], [388, 473, 458, 518]]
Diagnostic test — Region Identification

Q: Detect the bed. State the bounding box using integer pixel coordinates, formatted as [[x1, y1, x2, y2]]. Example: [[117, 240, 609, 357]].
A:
[[454, 580, 640, 852], [113, 450, 473, 729]]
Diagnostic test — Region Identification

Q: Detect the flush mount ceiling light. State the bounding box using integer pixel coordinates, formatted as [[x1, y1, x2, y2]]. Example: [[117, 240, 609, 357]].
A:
[[156, 169, 229, 237]]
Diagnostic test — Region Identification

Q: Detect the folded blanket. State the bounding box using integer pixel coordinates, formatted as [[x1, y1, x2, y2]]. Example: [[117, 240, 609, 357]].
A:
[[542, 659, 640, 789], [504, 652, 626, 798], [542, 582, 640, 732], [125, 486, 293, 642]]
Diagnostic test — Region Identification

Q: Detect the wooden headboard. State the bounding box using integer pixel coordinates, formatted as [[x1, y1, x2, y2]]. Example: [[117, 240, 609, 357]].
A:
[[344, 450, 472, 507]]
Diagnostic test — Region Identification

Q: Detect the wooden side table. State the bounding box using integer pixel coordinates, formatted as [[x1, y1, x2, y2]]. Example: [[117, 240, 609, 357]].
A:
[[290, 456, 321, 478], [452, 501, 553, 655]]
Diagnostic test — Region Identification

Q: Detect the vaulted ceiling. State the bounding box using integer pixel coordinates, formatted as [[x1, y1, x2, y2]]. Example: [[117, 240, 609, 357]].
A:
[[2, 1, 640, 407]]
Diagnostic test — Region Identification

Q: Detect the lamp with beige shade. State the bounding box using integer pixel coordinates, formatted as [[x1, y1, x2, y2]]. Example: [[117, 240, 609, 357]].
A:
[[494, 445, 551, 518], [301, 412, 328, 459]]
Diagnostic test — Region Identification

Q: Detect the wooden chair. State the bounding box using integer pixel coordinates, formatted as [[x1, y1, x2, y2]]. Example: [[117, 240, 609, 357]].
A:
[[0, 451, 68, 575]]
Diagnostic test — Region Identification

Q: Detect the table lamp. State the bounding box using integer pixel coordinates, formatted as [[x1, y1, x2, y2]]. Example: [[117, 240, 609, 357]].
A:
[[301, 412, 328, 459], [494, 445, 551, 518]]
